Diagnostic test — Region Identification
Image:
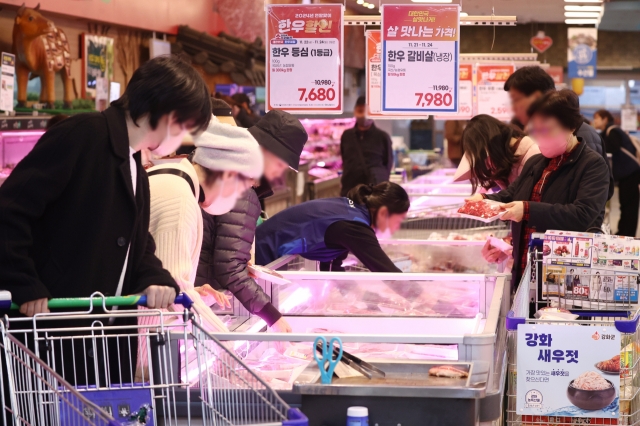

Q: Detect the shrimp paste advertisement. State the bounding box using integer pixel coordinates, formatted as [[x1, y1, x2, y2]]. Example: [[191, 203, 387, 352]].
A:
[[517, 324, 620, 419]]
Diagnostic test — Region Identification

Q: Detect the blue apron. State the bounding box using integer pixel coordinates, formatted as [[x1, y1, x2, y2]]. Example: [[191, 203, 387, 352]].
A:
[[255, 198, 371, 264]]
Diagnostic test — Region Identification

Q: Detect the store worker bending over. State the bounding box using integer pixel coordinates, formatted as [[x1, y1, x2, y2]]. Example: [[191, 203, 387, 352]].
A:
[[0, 56, 210, 384], [145, 112, 263, 332], [340, 96, 394, 196], [197, 109, 308, 333], [468, 90, 610, 287], [256, 182, 410, 272], [592, 109, 640, 237]]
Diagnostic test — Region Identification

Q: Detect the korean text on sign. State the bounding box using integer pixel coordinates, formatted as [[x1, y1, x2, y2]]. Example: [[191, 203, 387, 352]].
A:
[[266, 4, 343, 113]]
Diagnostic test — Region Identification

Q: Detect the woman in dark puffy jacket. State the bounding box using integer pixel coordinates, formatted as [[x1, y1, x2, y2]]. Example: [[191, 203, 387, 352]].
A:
[[468, 90, 611, 287]]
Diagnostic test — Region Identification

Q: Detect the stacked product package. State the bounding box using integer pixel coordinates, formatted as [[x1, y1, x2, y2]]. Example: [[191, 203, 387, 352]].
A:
[[542, 230, 640, 308]]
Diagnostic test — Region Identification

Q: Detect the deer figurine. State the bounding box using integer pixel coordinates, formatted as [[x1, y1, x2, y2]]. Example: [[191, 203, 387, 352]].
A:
[[12, 3, 72, 109]]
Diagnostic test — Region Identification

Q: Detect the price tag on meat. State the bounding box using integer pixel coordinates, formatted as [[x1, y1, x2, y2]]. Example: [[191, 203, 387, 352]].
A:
[[476, 64, 514, 121], [381, 5, 460, 114], [266, 4, 343, 114], [517, 324, 620, 420]]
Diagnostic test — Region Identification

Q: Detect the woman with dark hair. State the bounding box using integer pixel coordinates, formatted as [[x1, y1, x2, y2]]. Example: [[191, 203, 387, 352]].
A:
[[255, 182, 410, 272], [592, 109, 640, 236], [453, 114, 540, 193], [467, 90, 611, 286]]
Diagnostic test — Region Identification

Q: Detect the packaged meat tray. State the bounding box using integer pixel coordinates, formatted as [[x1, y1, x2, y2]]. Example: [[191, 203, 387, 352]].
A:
[[457, 200, 506, 223]]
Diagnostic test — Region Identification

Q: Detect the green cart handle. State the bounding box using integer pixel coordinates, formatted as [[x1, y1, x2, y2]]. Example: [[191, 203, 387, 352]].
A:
[[1, 292, 193, 311]]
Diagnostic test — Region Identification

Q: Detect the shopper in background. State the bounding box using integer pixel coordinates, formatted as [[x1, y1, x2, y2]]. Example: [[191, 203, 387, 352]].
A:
[[197, 110, 308, 334], [232, 93, 260, 128], [340, 96, 394, 196], [469, 90, 610, 287], [504, 66, 614, 200], [256, 182, 410, 273], [0, 55, 210, 384], [46, 114, 69, 129], [444, 120, 466, 167], [593, 109, 640, 236], [175, 98, 236, 156], [453, 115, 540, 193]]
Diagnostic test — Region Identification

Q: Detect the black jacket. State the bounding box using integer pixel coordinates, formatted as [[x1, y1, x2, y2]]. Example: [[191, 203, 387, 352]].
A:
[[577, 122, 614, 200], [0, 107, 178, 304], [485, 140, 610, 287], [603, 125, 640, 181], [340, 123, 394, 196], [196, 181, 281, 326]]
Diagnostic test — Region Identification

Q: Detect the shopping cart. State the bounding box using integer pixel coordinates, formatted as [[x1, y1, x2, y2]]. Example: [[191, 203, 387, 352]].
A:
[[505, 250, 640, 426], [1, 292, 308, 426]]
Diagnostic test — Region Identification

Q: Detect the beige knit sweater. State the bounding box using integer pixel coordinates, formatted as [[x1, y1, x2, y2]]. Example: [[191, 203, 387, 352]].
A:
[[137, 159, 228, 375]]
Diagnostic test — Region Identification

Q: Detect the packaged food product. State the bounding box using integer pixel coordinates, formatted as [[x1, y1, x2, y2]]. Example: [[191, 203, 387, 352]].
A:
[[457, 200, 505, 223]]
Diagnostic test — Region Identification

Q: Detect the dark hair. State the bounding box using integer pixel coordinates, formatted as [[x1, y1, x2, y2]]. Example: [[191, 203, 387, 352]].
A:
[[527, 89, 583, 133], [504, 66, 556, 96], [46, 114, 69, 129], [462, 115, 526, 193], [231, 93, 252, 107], [355, 96, 366, 108], [347, 182, 410, 227], [594, 109, 615, 126], [111, 55, 211, 134]]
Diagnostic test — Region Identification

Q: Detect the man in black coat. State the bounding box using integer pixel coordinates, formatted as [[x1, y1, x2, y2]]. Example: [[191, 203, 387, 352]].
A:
[[0, 56, 211, 386], [340, 96, 394, 196]]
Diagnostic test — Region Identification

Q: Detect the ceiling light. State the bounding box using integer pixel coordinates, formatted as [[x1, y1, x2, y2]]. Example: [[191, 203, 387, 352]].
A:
[[564, 18, 599, 24], [565, 5, 602, 11], [367, 3, 375, 8], [411, 0, 453, 3], [362, 1, 369, 5], [565, 11, 600, 17], [460, 12, 468, 17], [357, 0, 364, 3], [564, 0, 602, 2]]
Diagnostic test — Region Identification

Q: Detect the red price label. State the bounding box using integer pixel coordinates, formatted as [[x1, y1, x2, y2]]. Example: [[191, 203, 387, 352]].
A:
[[297, 87, 337, 102], [414, 92, 453, 108], [491, 106, 510, 115], [573, 286, 590, 297], [459, 105, 471, 114]]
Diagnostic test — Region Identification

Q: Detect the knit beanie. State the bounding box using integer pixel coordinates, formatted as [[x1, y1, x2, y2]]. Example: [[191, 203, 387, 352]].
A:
[[193, 115, 263, 179]]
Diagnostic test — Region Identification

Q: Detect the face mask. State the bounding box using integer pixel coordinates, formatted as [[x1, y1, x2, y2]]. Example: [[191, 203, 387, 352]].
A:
[[375, 215, 393, 240], [151, 121, 187, 157], [202, 177, 239, 215], [536, 133, 569, 158]]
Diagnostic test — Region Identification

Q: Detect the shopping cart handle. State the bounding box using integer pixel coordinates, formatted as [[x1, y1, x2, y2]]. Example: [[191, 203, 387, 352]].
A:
[[4, 292, 194, 311]]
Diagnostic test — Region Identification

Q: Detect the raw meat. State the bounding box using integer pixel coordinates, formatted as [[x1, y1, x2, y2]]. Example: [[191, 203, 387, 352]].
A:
[[457, 200, 505, 219], [428, 365, 469, 378]]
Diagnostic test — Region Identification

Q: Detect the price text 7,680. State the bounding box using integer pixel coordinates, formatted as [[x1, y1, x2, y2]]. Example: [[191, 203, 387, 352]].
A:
[[298, 88, 336, 102], [415, 92, 453, 107]]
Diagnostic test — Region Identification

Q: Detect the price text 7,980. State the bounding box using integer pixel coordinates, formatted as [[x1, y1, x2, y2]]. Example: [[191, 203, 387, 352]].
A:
[[298, 88, 336, 102], [415, 92, 453, 107]]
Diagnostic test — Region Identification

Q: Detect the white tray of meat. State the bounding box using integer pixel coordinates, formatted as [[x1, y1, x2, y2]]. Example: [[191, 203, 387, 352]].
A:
[[457, 200, 506, 223]]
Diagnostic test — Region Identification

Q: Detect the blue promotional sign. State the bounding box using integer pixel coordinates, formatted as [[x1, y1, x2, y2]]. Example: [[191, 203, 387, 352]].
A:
[[567, 28, 597, 79]]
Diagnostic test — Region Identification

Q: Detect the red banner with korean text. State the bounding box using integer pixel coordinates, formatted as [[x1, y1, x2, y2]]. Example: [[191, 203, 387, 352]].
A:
[[266, 4, 343, 114]]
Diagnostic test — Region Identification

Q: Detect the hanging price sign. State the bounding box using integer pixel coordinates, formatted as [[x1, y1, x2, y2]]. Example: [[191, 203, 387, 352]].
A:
[[435, 63, 472, 120], [476, 64, 515, 121], [381, 4, 460, 114], [266, 4, 343, 114]]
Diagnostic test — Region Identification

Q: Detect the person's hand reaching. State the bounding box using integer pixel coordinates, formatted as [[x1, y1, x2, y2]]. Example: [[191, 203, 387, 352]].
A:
[[269, 317, 292, 333], [195, 284, 232, 308], [481, 240, 512, 264], [465, 193, 484, 202], [501, 202, 524, 222]]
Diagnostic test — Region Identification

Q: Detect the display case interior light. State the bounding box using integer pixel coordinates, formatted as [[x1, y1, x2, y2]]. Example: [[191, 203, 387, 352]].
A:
[[564, 11, 600, 17], [411, 0, 453, 3], [564, 5, 603, 11], [564, 18, 599, 24], [564, 0, 602, 2]]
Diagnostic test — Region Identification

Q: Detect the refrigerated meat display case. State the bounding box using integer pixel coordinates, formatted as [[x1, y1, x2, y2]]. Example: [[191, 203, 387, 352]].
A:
[[203, 268, 509, 426]]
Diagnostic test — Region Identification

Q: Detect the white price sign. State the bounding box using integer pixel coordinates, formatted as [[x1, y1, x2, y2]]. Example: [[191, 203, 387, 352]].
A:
[[266, 4, 343, 114], [435, 63, 472, 120], [381, 5, 460, 114], [476, 64, 514, 121], [1, 52, 15, 113]]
